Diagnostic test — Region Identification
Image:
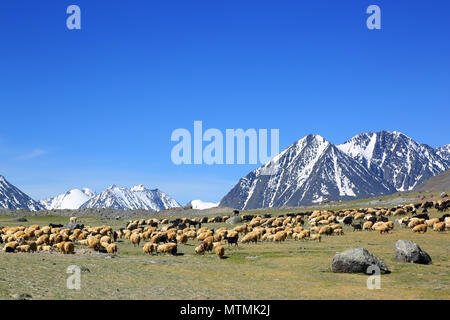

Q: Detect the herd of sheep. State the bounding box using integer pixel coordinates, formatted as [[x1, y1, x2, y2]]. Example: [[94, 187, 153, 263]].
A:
[[0, 199, 448, 259]]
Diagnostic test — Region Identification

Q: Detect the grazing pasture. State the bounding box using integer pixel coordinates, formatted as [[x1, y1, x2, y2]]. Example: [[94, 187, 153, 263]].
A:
[[0, 198, 448, 300]]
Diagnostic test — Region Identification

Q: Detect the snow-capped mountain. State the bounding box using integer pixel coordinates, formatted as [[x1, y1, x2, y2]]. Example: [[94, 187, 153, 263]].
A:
[[0, 175, 44, 211], [186, 199, 219, 210], [220, 134, 396, 210], [337, 131, 450, 191], [80, 184, 181, 211], [40, 188, 96, 210], [437, 144, 450, 162]]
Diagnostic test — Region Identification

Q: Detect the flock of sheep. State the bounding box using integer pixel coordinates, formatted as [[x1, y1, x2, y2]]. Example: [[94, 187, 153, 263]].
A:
[[0, 199, 448, 258]]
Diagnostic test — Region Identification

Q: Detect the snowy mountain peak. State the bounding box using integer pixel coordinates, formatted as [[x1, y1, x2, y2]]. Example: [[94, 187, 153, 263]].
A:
[[40, 187, 97, 210], [0, 175, 44, 211], [80, 185, 181, 211], [220, 133, 395, 210], [338, 130, 450, 191], [437, 144, 450, 161]]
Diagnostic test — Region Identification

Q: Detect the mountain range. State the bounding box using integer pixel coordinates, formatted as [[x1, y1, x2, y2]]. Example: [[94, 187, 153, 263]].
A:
[[220, 131, 450, 210], [80, 184, 181, 211], [0, 175, 44, 211], [1, 130, 448, 211]]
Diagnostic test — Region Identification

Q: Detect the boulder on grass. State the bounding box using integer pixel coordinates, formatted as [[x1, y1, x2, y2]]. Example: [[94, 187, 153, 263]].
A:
[[395, 240, 432, 264], [226, 216, 242, 224], [331, 248, 390, 274]]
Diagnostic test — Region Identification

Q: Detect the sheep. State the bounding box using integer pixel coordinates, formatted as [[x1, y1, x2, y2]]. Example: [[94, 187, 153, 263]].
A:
[[299, 230, 310, 240], [143, 242, 157, 255], [57, 241, 75, 254], [408, 218, 425, 228], [3, 241, 19, 252], [176, 234, 188, 244], [363, 221, 373, 231], [106, 243, 118, 254], [426, 218, 440, 227], [88, 236, 100, 250], [130, 233, 141, 247], [273, 231, 287, 243], [433, 222, 445, 232], [215, 245, 225, 259], [69, 216, 78, 224], [241, 232, 258, 244], [36, 234, 50, 245], [318, 226, 332, 236], [310, 234, 321, 242], [16, 245, 31, 253], [157, 242, 177, 255], [412, 224, 427, 233], [375, 224, 389, 234], [195, 243, 206, 254]]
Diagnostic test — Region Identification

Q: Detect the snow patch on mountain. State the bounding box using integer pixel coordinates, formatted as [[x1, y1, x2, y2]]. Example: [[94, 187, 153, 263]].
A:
[[186, 200, 219, 210], [80, 184, 181, 211], [40, 188, 96, 210]]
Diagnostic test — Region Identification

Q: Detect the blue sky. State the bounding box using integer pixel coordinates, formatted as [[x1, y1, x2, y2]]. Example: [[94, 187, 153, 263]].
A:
[[0, 0, 449, 204]]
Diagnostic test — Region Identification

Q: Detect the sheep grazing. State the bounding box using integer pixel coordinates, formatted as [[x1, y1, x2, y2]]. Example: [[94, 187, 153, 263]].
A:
[[363, 221, 373, 231], [412, 224, 427, 233], [106, 243, 118, 254], [195, 243, 206, 254], [176, 234, 188, 244], [241, 232, 258, 244], [433, 222, 445, 232], [425, 218, 440, 227], [130, 233, 141, 247], [57, 241, 75, 254], [375, 224, 389, 234], [16, 244, 31, 253], [143, 242, 157, 255], [215, 245, 225, 259], [157, 243, 177, 255], [310, 234, 321, 242], [88, 236, 100, 250]]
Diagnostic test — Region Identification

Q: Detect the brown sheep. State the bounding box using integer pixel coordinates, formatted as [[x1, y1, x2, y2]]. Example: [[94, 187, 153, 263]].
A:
[[363, 221, 373, 231], [426, 218, 440, 227], [412, 224, 427, 233], [143, 242, 157, 255], [195, 243, 206, 254], [106, 243, 118, 254], [433, 222, 445, 232], [130, 233, 141, 247], [215, 245, 225, 259], [88, 236, 100, 250], [310, 234, 321, 242], [176, 234, 188, 244], [16, 245, 31, 253], [157, 243, 177, 255]]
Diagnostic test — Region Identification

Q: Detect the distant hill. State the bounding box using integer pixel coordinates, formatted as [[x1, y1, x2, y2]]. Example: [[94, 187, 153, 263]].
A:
[[414, 170, 450, 192]]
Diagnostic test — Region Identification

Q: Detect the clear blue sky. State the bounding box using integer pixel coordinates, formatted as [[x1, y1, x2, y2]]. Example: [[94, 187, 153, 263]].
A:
[[0, 0, 449, 204]]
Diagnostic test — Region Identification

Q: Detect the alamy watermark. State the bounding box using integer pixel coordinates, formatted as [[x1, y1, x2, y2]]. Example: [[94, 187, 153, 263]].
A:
[[66, 265, 81, 290], [366, 265, 381, 289], [171, 121, 280, 175]]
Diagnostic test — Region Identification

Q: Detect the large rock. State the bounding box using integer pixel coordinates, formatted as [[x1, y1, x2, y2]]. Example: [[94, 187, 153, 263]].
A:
[[395, 240, 432, 264], [331, 248, 390, 274], [226, 216, 242, 224]]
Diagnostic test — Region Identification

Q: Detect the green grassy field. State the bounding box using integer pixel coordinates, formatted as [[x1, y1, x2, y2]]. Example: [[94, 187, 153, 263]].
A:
[[0, 209, 448, 300]]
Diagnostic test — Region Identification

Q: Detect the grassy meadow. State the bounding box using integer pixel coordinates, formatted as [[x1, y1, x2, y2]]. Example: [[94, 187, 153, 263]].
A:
[[0, 200, 448, 300]]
